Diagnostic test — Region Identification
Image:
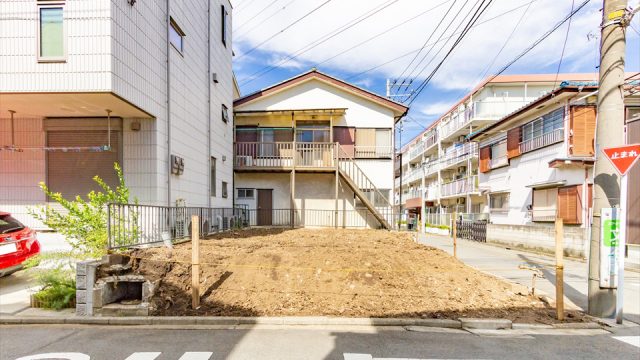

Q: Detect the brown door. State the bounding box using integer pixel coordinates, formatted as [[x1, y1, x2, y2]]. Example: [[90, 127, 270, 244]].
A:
[[257, 189, 273, 226]]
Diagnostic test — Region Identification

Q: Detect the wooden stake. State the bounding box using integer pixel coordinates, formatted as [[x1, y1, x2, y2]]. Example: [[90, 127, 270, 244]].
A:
[[555, 217, 564, 321], [191, 215, 200, 309], [453, 212, 457, 259]]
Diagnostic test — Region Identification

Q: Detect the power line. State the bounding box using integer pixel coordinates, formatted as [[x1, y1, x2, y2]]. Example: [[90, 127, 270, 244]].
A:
[[342, 0, 534, 82], [234, 0, 282, 34], [235, 0, 299, 40], [407, 0, 495, 106], [553, 0, 576, 89], [238, 0, 399, 85], [237, 0, 335, 60], [235, 0, 260, 13], [392, 0, 460, 86], [396, 0, 482, 99]]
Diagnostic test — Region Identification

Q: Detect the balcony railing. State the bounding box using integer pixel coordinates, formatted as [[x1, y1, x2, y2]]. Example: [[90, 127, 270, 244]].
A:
[[354, 145, 393, 159], [408, 142, 425, 160], [425, 184, 439, 201], [440, 100, 530, 139], [519, 128, 564, 154], [440, 176, 479, 197], [405, 189, 422, 201], [441, 142, 478, 169], [235, 142, 335, 168]]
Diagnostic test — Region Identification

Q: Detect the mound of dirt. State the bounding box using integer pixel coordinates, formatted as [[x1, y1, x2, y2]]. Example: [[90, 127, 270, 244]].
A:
[[129, 228, 582, 323]]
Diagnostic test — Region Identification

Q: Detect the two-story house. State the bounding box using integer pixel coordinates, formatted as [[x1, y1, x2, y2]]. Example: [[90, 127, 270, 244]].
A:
[[233, 69, 408, 229], [0, 0, 234, 228]]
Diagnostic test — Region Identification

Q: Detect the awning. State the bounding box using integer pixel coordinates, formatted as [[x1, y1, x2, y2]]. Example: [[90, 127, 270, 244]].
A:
[[235, 108, 347, 116], [548, 157, 595, 168], [526, 180, 567, 189]]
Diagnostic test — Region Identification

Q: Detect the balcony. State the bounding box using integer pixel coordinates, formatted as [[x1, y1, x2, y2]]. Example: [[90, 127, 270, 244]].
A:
[[424, 184, 439, 201], [440, 100, 530, 140], [440, 176, 479, 198], [235, 142, 333, 169], [408, 142, 425, 161], [355, 145, 393, 159], [440, 142, 478, 170], [401, 166, 423, 185], [519, 128, 564, 154]]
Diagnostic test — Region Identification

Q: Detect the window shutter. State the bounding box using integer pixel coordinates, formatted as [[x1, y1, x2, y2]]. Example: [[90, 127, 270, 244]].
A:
[[334, 127, 355, 158], [507, 127, 521, 158], [479, 146, 491, 173], [569, 106, 596, 156], [558, 186, 581, 224]]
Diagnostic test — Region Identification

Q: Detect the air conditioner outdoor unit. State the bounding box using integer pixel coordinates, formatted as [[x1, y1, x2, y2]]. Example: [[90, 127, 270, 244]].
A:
[[237, 156, 253, 166], [458, 136, 465, 143], [457, 198, 466, 205], [457, 166, 466, 173]]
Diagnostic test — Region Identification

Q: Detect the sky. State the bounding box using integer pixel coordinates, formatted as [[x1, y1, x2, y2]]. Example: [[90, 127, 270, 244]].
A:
[[231, 0, 640, 146]]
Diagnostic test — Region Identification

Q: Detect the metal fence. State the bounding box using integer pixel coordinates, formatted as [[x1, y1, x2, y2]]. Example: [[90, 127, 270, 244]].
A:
[[246, 208, 398, 229], [107, 203, 249, 249]]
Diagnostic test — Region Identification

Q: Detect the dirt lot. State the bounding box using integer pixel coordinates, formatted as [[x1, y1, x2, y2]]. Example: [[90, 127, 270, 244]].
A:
[[129, 228, 583, 323]]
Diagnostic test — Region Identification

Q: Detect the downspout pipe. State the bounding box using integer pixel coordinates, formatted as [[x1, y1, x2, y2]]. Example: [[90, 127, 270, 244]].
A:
[[166, 0, 172, 207], [207, 0, 212, 209]]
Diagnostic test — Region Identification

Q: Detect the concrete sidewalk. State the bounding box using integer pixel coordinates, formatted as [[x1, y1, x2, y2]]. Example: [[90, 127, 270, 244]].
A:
[[418, 233, 640, 324]]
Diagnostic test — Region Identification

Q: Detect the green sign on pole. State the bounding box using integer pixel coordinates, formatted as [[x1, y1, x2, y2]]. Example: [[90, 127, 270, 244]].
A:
[[603, 219, 620, 247]]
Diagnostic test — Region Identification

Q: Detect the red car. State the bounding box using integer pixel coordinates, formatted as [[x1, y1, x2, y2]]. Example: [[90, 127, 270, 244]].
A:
[[0, 212, 40, 277]]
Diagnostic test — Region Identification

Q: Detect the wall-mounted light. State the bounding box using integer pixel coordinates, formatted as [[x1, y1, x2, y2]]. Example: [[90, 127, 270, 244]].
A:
[[212, 73, 219, 83]]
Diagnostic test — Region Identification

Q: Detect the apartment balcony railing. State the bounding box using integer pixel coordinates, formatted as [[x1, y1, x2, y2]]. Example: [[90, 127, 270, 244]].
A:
[[405, 189, 422, 201], [519, 128, 564, 154], [440, 100, 530, 140], [440, 176, 479, 197], [401, 167, 423, 185], [423, 130, 438, 150], [408, 142, 425, 160], [423, 161, 439, 177], [354, 145, 393, 159], [425, 184, 439, 201], [441, 142, 478, 169]]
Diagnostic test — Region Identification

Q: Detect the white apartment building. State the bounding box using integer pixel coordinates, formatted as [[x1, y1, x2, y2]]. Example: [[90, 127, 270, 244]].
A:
[[233, 70, 408, 229], [469, 84, 639, 258], [396, 74, 597, 222], [0, 0, 234, 229]]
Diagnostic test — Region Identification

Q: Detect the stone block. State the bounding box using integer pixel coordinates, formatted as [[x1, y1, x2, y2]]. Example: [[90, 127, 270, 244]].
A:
[[459, 318, 512, 330], [92, 288, 103, 308], [76, 304, 87, 316], [76, 290, 87, 304], [412, 318, 462, 328], [76, 275, 87, 290]]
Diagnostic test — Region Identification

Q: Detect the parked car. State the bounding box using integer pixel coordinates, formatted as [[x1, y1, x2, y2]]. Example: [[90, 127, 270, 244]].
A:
[[0, 212, 40, 277]]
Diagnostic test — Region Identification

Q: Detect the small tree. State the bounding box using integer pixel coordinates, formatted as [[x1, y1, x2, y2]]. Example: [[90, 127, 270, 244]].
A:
[[30, 163, 136, 258]]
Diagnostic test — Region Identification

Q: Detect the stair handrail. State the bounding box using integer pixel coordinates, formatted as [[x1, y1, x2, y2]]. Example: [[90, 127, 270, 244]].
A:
[[335, 143, 393, 209]]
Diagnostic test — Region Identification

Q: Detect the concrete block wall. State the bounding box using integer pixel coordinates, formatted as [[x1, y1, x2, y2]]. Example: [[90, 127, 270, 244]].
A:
[[487, 223, 588, 258], [75, 259, 104, 316]]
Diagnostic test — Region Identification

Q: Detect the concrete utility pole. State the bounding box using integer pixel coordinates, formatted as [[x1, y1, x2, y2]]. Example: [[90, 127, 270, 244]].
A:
[[587, 0, 627, 318]]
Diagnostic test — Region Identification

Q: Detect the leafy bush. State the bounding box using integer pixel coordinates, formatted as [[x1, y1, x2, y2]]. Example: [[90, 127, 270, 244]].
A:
[[32, 266, 76, 310], [29, 163, 136, 258], [425, 223, 450, 230]]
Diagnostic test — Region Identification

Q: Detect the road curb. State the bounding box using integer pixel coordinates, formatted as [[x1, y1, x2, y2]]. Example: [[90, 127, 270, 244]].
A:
[[0, 315, 599, 331]]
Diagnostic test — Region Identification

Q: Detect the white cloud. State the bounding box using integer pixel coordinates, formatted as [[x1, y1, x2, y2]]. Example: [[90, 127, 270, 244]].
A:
[[232, 0, 615, 91], [417, 101, 456, 116]]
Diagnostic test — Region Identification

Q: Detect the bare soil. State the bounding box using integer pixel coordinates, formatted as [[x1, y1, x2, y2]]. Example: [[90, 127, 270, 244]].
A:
[[129, 228, 583, 323]]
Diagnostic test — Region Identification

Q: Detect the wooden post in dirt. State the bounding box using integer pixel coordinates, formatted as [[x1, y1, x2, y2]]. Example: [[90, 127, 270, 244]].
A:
[[453, 212, 457, 259], [555, 217, 564, 320], [191, 215, 200, 309]]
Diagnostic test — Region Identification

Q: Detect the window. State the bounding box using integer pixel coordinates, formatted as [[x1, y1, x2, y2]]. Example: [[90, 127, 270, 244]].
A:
[[39, 5, 64, 61], [489, 193, 509, 213], [222, 181, 228, 198], [222, 104, 229, 123], [489, 140, 508, 168], [521, 108, 564, 142], [532, 188, 558, 222], [355, 128, 392, 158], [237, 188, 254, 199], [221, 5, 228, 46], [296, 121, 330, 142], [210, 157, 216, 196], [169, 18, 185, 53]]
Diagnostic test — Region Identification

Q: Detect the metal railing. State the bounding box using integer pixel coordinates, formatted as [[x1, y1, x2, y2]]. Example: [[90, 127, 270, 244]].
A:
[[246, 208, 398, 229], [408, 142, 425, 160], [235, 142, 294, 168], [441, 142, 478, 169], [296, 142, 335, 167], [519, 128, 564, 154], [440, 100, 530, 139], [107, 203, 249, 249], [440, 175, 479, 197], [354, 145, 393, 159], [337, 145, 393, 210]]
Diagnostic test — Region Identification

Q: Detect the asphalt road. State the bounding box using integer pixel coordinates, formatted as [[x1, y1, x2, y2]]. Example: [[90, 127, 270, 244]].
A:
[[0, 324, 639, 360]]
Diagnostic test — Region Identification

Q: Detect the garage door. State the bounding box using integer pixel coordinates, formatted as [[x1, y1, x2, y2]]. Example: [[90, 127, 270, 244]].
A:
[[47, 130, 120, 200]]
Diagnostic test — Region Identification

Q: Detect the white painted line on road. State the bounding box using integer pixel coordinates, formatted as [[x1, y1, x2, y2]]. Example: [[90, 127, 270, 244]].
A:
[[613, 336, 640, 348], [124, 352, 161, 360], [178, 352, 213, 360], [343, 354, 489, 360]]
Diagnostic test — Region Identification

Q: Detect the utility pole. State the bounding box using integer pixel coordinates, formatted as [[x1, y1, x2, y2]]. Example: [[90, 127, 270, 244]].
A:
[[587, 0, 628, 318]]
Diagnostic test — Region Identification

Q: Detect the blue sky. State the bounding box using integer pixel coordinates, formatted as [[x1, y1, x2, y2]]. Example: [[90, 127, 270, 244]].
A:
[[231, 0, 640, 146]]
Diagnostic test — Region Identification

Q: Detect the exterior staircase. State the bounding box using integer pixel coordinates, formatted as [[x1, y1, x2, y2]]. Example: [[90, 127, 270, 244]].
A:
[[336, 145, 394, 230]]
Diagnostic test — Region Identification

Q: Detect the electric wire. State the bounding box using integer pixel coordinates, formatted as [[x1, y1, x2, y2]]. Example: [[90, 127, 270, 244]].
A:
[[407, 0, 495, 106], [234, 0, 299, 40], [238, 0, 399, 85], [553, 0, 576, 89], [237, 0, 335, 60], [234, 0, 282, 33]]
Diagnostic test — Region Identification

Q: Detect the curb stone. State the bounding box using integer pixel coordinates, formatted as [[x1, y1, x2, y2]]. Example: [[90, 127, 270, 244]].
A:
[[459, 318, 512, 330]]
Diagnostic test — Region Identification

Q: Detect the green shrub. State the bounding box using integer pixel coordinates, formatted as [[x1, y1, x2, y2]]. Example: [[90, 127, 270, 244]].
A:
[[32, 266, 76, 310], [425, 223, 450, 230]]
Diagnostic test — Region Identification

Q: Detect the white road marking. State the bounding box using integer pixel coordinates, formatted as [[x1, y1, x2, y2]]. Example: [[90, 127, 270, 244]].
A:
[[343, 354, 489, 360], [15, 354, 90, 360], [124, 353, 162, 360], [178, 352, 214, 360], [613, 336, 640, 348]]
